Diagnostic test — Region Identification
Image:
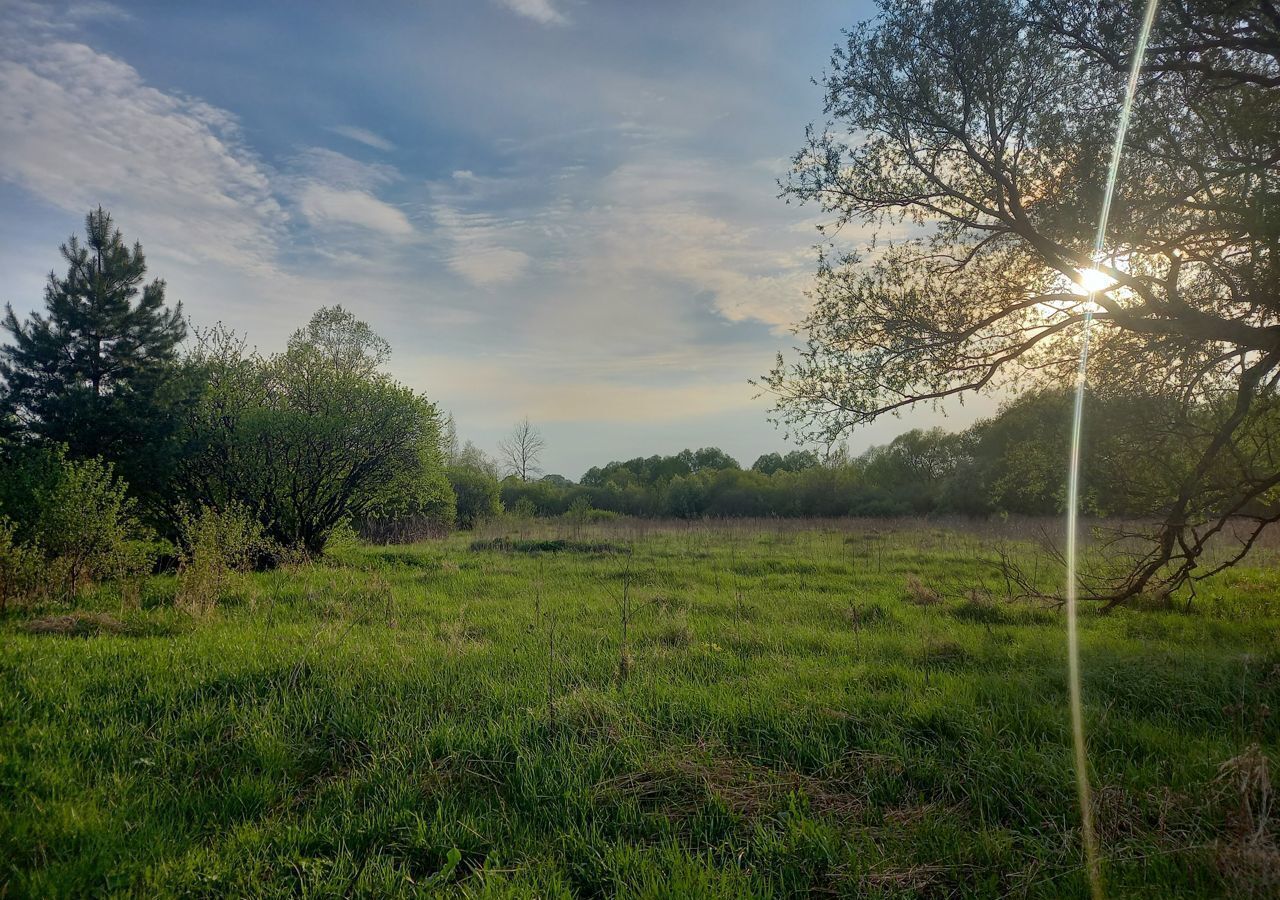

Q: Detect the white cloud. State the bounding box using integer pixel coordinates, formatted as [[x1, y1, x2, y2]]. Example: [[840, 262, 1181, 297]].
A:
[[298, 185, 415, 238], [557, 158, 820, 333], [290, 147, 399, 191], [431, 203, 531, 287], [496, 0, 568, 26], [0, 40, 286, 271], [287, 147, 414, 237], [328, 124, 395, 152], [448, 245, 532, 287]]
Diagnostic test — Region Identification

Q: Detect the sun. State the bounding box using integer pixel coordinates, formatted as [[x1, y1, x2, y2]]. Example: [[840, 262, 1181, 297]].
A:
[[1076, 267, 1114, 295]]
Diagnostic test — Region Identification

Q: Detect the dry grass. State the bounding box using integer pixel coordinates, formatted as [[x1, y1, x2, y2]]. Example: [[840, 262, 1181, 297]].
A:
[[903, 574, 943, 606], [596, 747, 866, 824], [23, 612, 127, 636], [1215, 744, 1279, 897]]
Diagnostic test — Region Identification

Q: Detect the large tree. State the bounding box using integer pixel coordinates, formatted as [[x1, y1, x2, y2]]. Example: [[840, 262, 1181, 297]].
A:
[[764, 0, 1280, 605], [178, 308, 452, 555], [1, 208, 186, 467], [0, 208, 195, 527]]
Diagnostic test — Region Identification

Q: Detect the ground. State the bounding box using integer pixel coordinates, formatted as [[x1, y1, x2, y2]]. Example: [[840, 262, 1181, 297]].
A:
[[2, 519, 1278, 898]]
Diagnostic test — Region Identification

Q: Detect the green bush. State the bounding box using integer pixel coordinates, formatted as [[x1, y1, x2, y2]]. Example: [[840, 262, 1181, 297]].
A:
[[175, 503, 273, 614], [447, 465, 502, 529], [0, 519, 40, 613], [175, 310, 453, 555], [0, 448, 156, 606], [34, 456, 154, 603]]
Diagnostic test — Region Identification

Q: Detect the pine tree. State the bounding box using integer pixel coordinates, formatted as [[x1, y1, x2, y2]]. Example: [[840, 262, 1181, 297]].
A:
[[0, 208, 187, 479]]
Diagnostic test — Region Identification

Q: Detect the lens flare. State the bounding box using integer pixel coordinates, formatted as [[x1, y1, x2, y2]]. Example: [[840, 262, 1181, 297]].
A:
[[1076, 267, 1113, 295], [1065, 2, 1160, 898]]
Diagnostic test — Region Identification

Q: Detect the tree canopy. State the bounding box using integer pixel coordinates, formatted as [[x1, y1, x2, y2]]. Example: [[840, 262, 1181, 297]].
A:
[[764, 0, 1280, 603], [176, 309, 451, 555], [0, 208, 188, 501]]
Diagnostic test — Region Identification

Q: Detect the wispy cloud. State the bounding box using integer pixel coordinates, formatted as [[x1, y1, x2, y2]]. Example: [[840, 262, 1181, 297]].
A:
[[430, 190, 532, 287], [0, 40, 286, 271], [495, 0, 568, 26], [298, 185, 415, 238], [328, 124, 395, 152], [65, 1, 131, 21], [289, 147, 399, 191]]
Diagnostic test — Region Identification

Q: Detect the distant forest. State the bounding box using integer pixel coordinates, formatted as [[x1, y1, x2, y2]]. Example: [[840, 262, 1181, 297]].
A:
[[490, 388, 1174, 524]]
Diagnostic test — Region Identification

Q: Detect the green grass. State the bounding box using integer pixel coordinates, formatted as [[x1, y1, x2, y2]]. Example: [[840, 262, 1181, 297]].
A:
[[2, 520, 1278, 897]]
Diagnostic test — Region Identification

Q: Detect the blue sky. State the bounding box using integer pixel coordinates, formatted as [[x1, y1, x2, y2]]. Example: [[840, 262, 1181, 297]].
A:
[[0, 0, 987, 478]]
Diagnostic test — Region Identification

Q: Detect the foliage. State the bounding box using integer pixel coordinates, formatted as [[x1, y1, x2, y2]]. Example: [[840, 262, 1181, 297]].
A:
[[175, 502, 272, 614], [447, 464, 503, 529], [287, 303, 389, 378], [0, 520, 39, 615], [763, 0, 1280, 602], [175, 309, 452, 555], [751, 449, 819, 475], [35, 455, 155, 602], [356, 430, 456, 543], [581, 446, 741, 488], [488, 387, 1258, 522], [0, 208, 189, 513], [0, 448, 154, 605]]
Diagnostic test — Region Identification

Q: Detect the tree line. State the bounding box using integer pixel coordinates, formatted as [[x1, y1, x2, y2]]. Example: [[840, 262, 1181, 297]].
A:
[[495, 389, 1201, 521], [1, 204, 1272, 610]]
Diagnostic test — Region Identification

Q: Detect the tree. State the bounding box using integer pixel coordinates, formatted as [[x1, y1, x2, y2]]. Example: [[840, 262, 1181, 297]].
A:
[[753, 450, 820, 475], [288, 304, 389, 378], [763, 0, 1280, 605], [681, 447, 741, 473], [454, 440, 501, 478], [177, 310, 450, 555], [498, 417, 546, 482], [0, 208, 188, 501]]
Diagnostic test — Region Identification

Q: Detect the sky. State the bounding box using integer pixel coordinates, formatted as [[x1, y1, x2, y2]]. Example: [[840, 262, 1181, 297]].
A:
[[0, 0, 991, 478]]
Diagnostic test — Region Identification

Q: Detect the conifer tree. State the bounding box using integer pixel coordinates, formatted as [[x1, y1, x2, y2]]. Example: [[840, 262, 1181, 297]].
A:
[[0, 208, 187, 480]]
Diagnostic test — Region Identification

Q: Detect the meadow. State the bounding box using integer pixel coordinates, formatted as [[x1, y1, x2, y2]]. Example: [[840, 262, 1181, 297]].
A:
[[2, 518, 1277, 898]]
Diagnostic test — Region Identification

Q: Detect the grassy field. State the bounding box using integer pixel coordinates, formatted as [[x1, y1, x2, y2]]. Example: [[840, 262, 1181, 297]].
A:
[[2, 518, 1278, 898]]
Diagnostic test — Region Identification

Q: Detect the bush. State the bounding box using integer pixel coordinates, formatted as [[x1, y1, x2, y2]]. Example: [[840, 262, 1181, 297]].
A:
[[175, 503, 272, 614], [176, 311, 452, 556], [448, 465, 502, 529], [0, 520, 40, 614], [357, 465, 456, 543], [0, 449, 157, 606], [34, 456, 153, 603]]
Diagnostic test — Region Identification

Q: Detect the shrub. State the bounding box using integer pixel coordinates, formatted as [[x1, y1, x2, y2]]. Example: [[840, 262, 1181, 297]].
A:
[[509, 496, 537, 520], [448, 465, 502, 529], [32, 456, 153, 603], [175, 503, 271, 614], [0, 449, 156, 606], [0, 520, 40, 613], [176, 311, 452, 556]]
